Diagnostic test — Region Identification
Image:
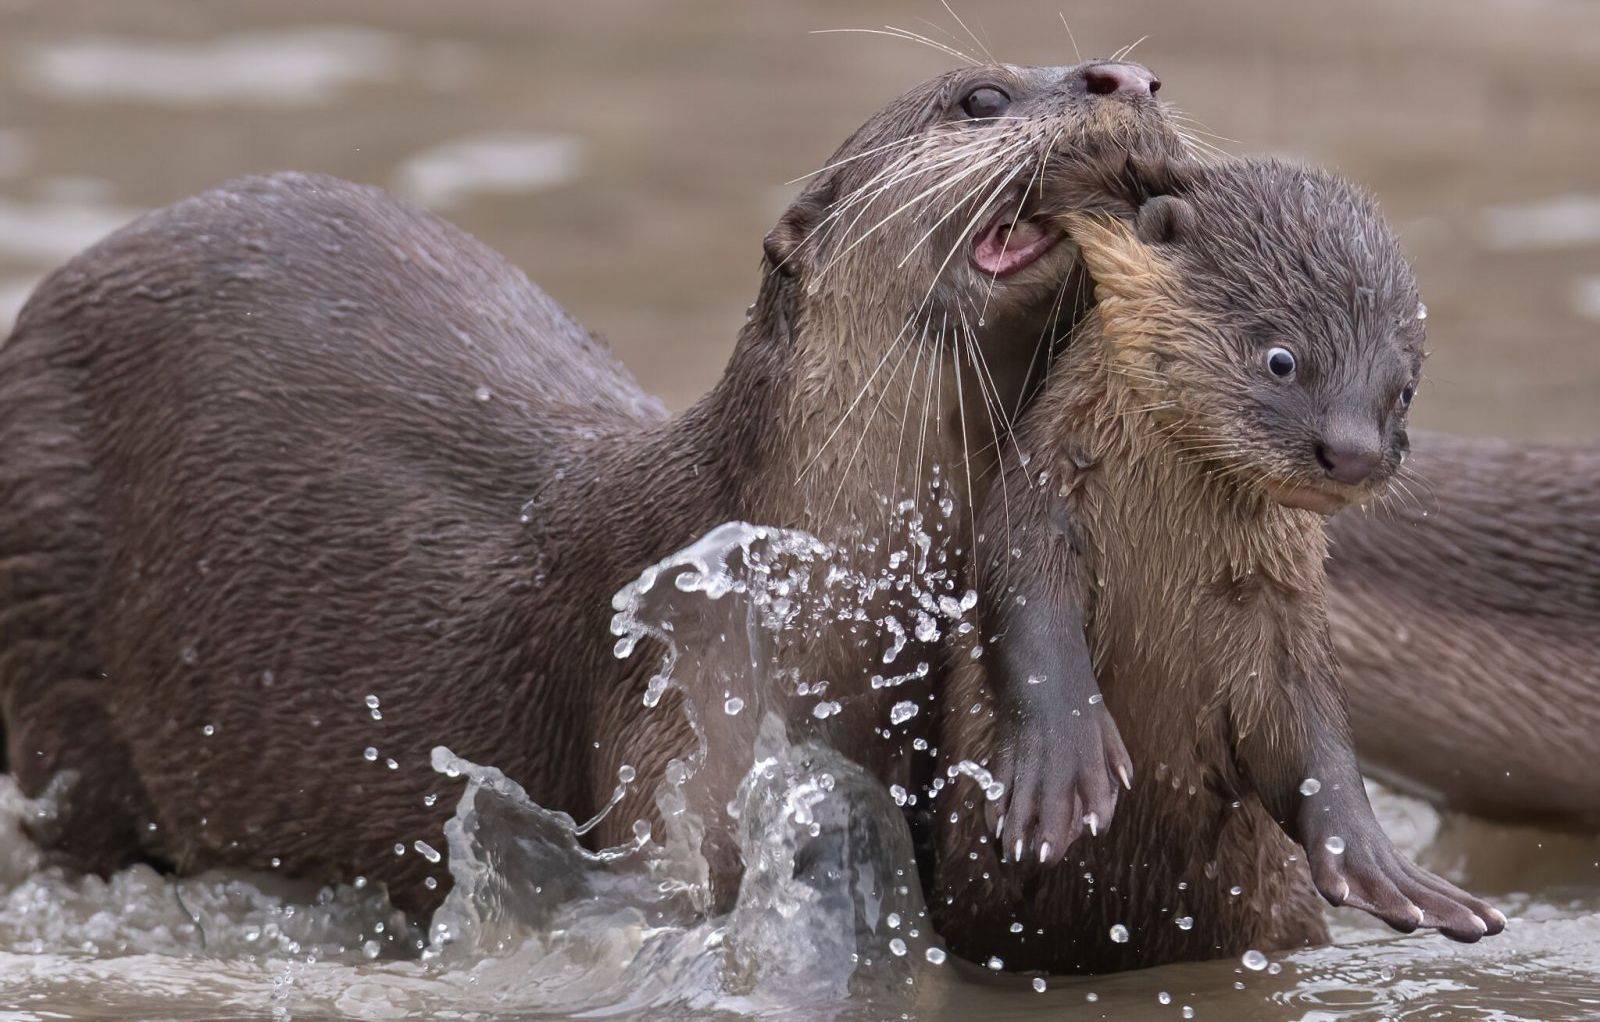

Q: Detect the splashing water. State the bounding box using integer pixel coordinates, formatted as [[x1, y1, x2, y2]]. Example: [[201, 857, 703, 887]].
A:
[[0, 520, 1597, 1019]]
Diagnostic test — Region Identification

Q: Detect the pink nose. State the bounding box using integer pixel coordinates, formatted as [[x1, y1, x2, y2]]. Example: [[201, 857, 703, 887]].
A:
[[1083, 62, 1160, 98]]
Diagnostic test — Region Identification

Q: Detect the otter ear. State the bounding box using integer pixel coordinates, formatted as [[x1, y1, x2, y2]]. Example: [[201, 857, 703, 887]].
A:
[[1135, 195, 1194, 246], [764, 175, 838, 276]]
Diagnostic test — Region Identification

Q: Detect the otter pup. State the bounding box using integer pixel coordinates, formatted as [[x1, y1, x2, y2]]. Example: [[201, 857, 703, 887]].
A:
[[0, 60, 1183, 914], [935, 158, 1504, 973]]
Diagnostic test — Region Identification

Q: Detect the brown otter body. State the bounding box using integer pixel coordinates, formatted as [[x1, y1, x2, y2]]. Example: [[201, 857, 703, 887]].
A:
[[1329, 431, 1600, 829], [935, 160, 1501, 973], [0, 62, 1182, 914]]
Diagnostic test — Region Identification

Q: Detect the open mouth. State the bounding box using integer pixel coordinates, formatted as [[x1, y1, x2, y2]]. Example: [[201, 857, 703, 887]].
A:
[[970, 203, 1064, 278]]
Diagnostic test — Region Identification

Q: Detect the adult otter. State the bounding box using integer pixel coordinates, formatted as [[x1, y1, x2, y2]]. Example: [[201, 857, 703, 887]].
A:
[[1329, 433, 1600, 830], [0, 60, 1182, 914], [934, 159, 1503, 974]]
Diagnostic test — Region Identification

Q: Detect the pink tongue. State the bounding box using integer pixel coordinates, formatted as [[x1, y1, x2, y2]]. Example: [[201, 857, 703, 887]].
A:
[[973, 217, 1058, 277]]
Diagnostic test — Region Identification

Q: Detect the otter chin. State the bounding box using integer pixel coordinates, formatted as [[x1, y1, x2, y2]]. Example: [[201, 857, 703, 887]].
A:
[[1266, 480, 1363, 515]]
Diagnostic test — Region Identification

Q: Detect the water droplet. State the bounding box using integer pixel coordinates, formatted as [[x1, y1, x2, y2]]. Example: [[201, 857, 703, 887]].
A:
[[925, 947, 947, 965], [1416, 301, 1428, 320], [1229, 885, 1243, 896], [1032, 977, 1047, 993], [1010, 921, 1024, 933], [414, 840, 441, 864], [890, 938, 908, 956], [363, 747, 378, 762], [362, 940, 381, 959], [1159, 991, 1172, 1005], [1241, 948, 1269, 971], [1175, 915, 1193, 930], [986, 956, 1004, 970], [473, 385, 492, 402], [1088, 693, 1102, 705], [1183, 1007, 1195, 1018], [724, 696, 745, 715], [889, 700, 919, 724], [618, 764, 636, 784], [1325, 835, 1346, 855], [1299, 777, 1322, 796], [365, 694, 380, 710], [201, 724, 215, 737], [1109, 923, 1130, 943]]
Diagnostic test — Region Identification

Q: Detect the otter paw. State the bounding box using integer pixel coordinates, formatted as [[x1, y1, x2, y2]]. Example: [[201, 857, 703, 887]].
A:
[[985, 702, 1132, 868], [1305, 826, 1505, 942]]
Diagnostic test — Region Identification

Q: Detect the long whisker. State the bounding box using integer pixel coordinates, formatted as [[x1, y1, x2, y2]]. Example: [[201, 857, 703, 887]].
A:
[[976, 127, 1063, 323], [811, 27, 977, 66], [783, 140, 997, 276], [939, 0, 996, 64], [1057, 12, 1083, 64], [794, 311, 925, 484], [826, 309, 925, 515], [956, 303, 1016, 550], [891, 316, 932, 511], [1114, 35, 1150, 61], [949, 315, 980, 565], [814, 140, 1023, 280], [783, 132, 934, 186], [895, 139, 1036, 269]]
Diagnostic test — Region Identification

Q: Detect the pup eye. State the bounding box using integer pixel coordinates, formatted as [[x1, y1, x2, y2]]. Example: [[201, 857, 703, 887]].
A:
[[1266, 346, 1296, 378], [961, 86, 1011, 119], [1400, 384, 1415, 407]]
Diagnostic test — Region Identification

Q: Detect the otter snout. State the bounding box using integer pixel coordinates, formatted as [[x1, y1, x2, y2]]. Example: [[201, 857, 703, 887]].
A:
[[1315, 424, 1384, 485], [1082, 62, 1161, 99]]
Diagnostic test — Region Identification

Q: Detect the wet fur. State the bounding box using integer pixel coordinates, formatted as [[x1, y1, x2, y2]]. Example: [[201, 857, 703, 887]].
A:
[[0, 64, 1183, 913], [936, 214, 1333, 972], [935, 163, 1500, 973], [1329, 432, 1600, 829]]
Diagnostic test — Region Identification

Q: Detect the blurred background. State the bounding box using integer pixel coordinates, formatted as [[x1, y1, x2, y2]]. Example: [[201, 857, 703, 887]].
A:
[[1, 0, 1596, 439]]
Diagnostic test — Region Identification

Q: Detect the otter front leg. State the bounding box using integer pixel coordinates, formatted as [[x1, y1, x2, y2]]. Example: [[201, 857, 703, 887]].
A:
[[1234, 651, 1505, 942], [981, 483, 1131, 867]]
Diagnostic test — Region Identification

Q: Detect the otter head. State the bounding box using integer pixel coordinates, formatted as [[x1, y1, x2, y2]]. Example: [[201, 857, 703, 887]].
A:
[[755, 59, 1185, 516], [1069, 159, 1426, 515]]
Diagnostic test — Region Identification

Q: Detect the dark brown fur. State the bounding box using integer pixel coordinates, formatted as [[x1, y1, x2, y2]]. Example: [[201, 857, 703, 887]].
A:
[[934, 161, 1502, 974], [1329, 431, 1600, 829], [0, 63, 1184, 915]]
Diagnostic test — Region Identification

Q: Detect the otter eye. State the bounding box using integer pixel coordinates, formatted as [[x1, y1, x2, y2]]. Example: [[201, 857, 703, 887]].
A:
[[960, 86, 1011, 120], [1400, 384, 1415, 407], [1266, 346, 1297, 379]]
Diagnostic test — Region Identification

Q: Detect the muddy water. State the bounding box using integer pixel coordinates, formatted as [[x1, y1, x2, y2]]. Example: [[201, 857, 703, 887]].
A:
[[1, 0, 1597, 1019]]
